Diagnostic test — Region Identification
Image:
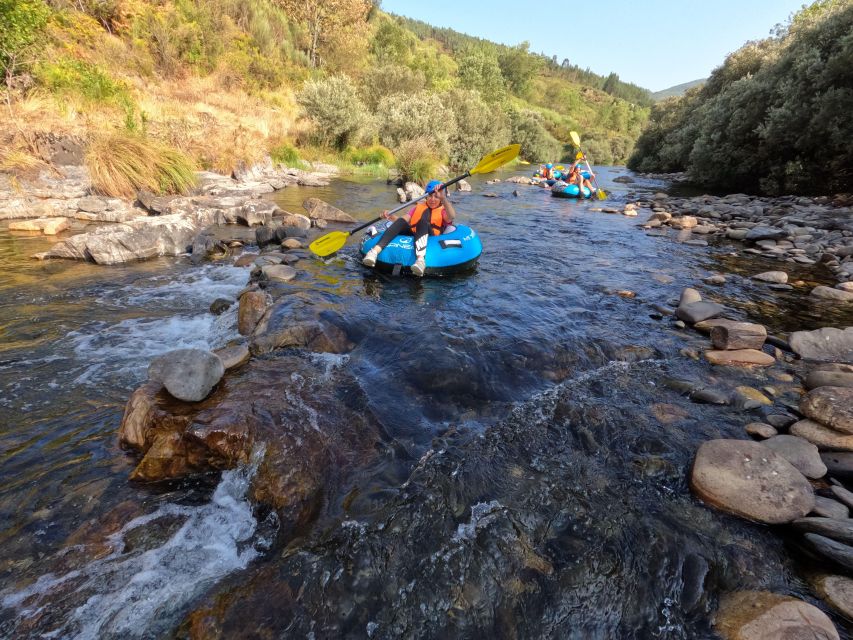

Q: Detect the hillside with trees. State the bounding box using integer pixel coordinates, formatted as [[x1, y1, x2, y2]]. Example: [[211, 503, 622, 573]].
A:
[[628, 0, 853, 195], [0, 0, 651, 195]]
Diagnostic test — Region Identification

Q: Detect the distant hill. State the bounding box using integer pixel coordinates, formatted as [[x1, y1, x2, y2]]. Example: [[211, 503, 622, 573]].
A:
[[652, 79, 706, 101]]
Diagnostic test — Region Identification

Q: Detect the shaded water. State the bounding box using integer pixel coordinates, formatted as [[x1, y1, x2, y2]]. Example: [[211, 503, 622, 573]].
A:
[[1, 167, 851, 638]]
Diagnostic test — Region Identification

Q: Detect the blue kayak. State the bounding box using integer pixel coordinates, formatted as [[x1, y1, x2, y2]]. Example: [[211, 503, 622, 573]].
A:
[[551, 181, 592, 199], [359, 223, 482, 276]]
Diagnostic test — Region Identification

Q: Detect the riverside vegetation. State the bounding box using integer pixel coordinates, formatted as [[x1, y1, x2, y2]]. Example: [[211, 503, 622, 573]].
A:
[[1, 0, 650, 194]]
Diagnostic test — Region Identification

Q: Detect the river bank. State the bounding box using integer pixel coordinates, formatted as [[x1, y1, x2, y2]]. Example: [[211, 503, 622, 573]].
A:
[[1, 166, 852, 638]]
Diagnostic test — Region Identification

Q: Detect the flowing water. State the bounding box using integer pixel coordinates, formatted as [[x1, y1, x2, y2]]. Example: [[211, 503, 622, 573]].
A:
[[0, 168, 850, 638]]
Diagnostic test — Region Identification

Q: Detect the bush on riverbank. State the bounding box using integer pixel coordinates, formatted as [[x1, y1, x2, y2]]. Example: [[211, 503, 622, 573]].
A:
[[85, 132, 197, 197], [628, 0, 853, 195]]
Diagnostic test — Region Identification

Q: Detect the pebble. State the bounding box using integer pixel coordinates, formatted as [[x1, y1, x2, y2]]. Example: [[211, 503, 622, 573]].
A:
[[746, 422, 778, 439]]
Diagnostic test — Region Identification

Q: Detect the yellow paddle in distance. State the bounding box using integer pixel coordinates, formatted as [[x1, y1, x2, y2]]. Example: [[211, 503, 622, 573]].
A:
[[569, 131, 608, 200], [309, 143, 521, 258]]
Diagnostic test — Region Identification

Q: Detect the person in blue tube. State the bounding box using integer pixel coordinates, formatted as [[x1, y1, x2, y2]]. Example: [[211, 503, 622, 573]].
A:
[[362, 179, 456, 277]]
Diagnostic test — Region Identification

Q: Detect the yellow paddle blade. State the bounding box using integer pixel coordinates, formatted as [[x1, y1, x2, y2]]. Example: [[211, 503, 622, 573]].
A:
[[469, 144, 521, 175], [569, 131, 581, 148], [555, 165, 565, 170], [575, 152, 584, 160], [596, 188, 608, 200], [309, 230, 351, 257]]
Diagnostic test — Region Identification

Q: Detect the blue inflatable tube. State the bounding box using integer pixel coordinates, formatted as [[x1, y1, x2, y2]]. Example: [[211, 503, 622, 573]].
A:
[[551, 182, 592, 199], [359, 223, 482, 276]]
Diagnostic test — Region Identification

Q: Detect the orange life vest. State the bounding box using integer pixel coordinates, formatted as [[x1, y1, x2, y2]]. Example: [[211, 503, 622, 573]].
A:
[[409, 203, 446, 236]]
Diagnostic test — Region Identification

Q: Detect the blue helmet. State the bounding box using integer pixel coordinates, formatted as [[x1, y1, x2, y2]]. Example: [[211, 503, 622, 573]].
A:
[[546, 163, 553, 169], [425, 179, 442, 194]]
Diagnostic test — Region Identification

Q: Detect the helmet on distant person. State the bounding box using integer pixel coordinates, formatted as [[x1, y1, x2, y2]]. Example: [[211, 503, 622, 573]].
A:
[[546, 163, 553, 169], [425, 179, 443, 194]]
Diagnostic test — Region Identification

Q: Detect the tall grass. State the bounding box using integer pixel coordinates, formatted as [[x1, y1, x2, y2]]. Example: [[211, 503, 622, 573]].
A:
[[393, 137, 439, 183], [85, 132, 198, 197]]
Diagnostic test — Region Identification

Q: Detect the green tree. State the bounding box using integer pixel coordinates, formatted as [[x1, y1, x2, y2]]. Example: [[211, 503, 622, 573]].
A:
[[497, 42, 541, 98], [297, 75, 368, 149], [359, 64, 424, 110], [376, 90, 455, 153], [457, 46, 505, 103], [275, 0, 372, 67], [444, 89, 510, 170], [1, 0, 50, 93]]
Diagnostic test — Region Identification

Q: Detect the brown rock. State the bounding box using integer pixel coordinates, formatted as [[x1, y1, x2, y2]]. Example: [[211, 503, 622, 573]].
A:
[[813, 575, 853, 620], [745, 423, 777, 439], [714, 591, 839, 640], [704, 349, 775, 367], [130, 431, 189, 482], [214, 344, 250, 370], [710, 323, 767, 351], [811, 286, 853, 302], [791, 419, 853, 451], [119, 381, 166, 449], [760, 435, 827, 479], [805, 364, 853, 390], [800, 386, 853, 434], [812, 496, 850, 519], [234, 253, 259, 267], [302, 198, 355, 223], [690, 439, 814, 524], [238, 290, 269, 336]]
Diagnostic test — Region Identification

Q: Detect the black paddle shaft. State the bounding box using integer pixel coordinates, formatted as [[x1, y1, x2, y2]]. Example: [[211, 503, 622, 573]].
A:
[[347, 172, 471, 235]]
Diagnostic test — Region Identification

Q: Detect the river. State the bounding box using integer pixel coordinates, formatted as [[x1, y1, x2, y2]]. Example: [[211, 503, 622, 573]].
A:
[[0, 168, 849, 638]]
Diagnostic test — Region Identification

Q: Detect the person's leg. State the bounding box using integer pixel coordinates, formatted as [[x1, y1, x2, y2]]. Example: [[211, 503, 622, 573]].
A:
[[363, 218, 408, 266], [411, 210, 431, 276]]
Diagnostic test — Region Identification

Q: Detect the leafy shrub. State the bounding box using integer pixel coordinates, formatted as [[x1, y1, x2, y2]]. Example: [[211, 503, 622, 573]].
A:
[[444, 89, 510, 170], [508, 108, 561, 162], [377, 90, 455, 154], [296, 75, 368, 150], [35, 57, 129, 103], [360, 64, 425, 110], [85, 132, 197, 197], [498, 42, 541, 98], [393, 136, 439, 183], [346, 144, 394, 166], [270, 142, 301, 167], [457, 46, 506, 103]]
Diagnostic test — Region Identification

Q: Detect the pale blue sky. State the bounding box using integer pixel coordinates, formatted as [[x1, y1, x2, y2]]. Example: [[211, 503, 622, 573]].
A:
[[380, 0, 809, 92]]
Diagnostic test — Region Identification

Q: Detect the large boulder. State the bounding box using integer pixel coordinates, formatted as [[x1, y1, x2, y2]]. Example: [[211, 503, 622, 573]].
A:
[[148, 349, 225, 402], [690, 439, 814, 524], [302, 198, 355, 223], [800, 386, 853, 434], [788, 327, 853, 363], [714, 591, 838, 640]]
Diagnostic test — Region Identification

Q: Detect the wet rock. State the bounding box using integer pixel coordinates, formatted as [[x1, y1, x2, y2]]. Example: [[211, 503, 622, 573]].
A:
[[676, 301, 725, 324], [237, 200, 278, 226], [209, 298, 232, 315], [761, 435, 826, 479], [789, 327, 853, 362], [805, 364, 853, 390], [691, 388, 730, 405], [811, 285, 853, 302], [690, 439, 814, 524], [710, 323, 766, 351], [131, 431, 189, 482], [213, 344, 250, 370], [792, 518, 853, 544], [234, 253, 259, 267], [790, 419, 853, 451], [752, 271, 788, 284], [821, 451, 853, 478], [281, 238, 303, 250], [804, 533, 853, 572], [693, 318, 744, 333], [261, 264, 297, 283], [119, 381, 166, 449], [813, 496, 850, 519], [302, 198, 355, 223], [238, 290, 269, 336], [800, 386, 853, 434], [280, 213, 312, 231], [745, 227, 789, 242], [148, 349, 225, 402], [714, 591, 839, 640], [765, 414, 796, 429], [830, 485, 853, 510], [8, 217, 70, 235], [650, 403, 689, 424], [813, 575, 853, 620], [255, 225, 278, 248], [704, 350, 775, 367], [613, 175, 635, 183], [704, 274, 726, 285], [679, 287, 702, 306], [733, 386, 772, 407], [746, 423, 777, 439]]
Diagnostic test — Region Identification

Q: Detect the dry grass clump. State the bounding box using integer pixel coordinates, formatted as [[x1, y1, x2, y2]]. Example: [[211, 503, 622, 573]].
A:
[[85, 131, 197, 198]]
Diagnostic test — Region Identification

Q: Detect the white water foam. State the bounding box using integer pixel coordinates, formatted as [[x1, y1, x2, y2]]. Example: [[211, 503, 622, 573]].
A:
[[106, 264, 248, 309], [1, 448, 270, 639]]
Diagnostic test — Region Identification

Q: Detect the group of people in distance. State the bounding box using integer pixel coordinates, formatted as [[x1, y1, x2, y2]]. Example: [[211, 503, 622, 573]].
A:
[[536, 158, 596, 195]]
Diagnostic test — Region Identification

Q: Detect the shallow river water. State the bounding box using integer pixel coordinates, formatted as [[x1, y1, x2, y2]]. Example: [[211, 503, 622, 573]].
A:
[[0, 168, 850, 638]]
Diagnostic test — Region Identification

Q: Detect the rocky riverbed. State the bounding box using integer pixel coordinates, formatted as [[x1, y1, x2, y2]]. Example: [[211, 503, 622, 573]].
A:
[[2, 165, 853, 638]]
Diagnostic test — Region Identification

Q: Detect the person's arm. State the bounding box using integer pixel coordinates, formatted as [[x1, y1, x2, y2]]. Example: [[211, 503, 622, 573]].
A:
[[438, 189, 456, 221]]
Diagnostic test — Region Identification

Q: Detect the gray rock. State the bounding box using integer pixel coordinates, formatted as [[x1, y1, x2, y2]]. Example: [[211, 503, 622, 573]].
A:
[[821, 451, 853, 479], [789, 327, 853, 362], [813, 575, 853, 621], [792, 518, 853, 545], [813, 496, 850, 519], [676, 301, 726, 324], [690, 388, 730, 405], [679, 287, 702, 306], [752, 271, 788, 284], [209, 298, 232, 315], [746, 226, 788, 242], [76, 196, 108, 213], [148, 348, 224, 402], [262, 264, 297, 283], [805, 365, 853, 390], [811, 286, 853, 302], [804, 533, 853, 571], [761, 435, 827, 479], [302, 198, 355, 223], [830, 485, 853, 510]]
